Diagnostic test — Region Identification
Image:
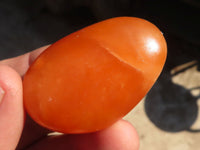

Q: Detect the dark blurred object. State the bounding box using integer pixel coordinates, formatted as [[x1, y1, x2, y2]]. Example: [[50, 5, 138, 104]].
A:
[[182, 0, 200, 8], [44, 0, 200, 46], [43, 0, 137, 18], [137, 0, 200, 47]]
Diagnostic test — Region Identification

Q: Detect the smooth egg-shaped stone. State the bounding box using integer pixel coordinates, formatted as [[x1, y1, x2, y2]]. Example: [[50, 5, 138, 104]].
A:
[[23, 17, 167, 134]]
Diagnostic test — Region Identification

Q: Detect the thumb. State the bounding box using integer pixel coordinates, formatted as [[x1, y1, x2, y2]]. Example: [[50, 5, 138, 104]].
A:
[[0, 65, 24, 150]]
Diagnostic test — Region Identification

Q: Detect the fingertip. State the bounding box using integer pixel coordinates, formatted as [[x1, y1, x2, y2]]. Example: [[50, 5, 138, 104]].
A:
[[95, 119, 140, 150], [25, 120, 140, 150], [0, 65, 24, 150], [0, 65, 22, 94], [0, 45, 49, 77], [119, 120, 140, 150]]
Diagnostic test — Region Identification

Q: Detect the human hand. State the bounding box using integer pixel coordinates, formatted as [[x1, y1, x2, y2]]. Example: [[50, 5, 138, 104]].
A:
[[0, 46, 139, 150]]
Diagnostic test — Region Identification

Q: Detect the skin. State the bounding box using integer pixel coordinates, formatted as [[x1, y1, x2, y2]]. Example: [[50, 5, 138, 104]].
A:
[[0, 46, 139, 150]]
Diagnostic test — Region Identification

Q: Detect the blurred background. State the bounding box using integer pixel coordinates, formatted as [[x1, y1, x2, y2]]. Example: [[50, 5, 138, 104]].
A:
[[0, 0, 199, 149]]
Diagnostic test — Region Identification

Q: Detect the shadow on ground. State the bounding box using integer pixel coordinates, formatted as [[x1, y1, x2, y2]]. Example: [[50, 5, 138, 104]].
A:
[[145, 71, 200, 132]]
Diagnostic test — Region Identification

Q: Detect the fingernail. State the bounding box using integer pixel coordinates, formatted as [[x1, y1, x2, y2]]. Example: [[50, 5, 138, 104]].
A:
[[0, 86, 5, 104]]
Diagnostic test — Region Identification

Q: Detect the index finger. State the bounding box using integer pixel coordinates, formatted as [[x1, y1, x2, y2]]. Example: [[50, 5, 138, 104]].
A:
[[0, 45, 50, 77]]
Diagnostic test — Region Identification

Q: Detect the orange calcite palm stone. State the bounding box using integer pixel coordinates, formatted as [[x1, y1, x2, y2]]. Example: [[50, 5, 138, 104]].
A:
[[23, 17, 167, 134]]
